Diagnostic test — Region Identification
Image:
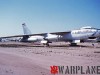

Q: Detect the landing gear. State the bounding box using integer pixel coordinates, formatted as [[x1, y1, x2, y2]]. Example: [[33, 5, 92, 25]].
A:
[[43, 43, 50, 47], [46, 43, 49, 47], [45, 41, 52, 47], [70, 43, 77, 46], [0, 38, 2, 42]]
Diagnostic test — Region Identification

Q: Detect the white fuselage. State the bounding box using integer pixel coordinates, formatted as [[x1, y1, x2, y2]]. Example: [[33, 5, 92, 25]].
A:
[[45, 28, 100, 43], [63, 29, 97, 41], [25, 27, 100, 44]]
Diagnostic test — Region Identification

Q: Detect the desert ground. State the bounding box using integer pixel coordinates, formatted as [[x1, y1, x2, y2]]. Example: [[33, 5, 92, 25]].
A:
[[0, 42, 100, 75]]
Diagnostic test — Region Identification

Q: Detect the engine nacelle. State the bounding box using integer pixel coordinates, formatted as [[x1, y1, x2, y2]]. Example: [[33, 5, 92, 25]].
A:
[[28, 37, 37, 42], [27, 36, 44, 42], [40, 40, 47, 44], [45, 33, 61, 42]]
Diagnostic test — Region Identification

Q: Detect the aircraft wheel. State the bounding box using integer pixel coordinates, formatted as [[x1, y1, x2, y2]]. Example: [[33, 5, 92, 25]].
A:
[[70, 43, 77, 46], [46, 43, 49, 47]]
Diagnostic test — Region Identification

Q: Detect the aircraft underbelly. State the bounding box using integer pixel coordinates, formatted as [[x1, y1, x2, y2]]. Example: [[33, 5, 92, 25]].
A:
[[72, 34, 91, 40], [63, 33, 93, 41]]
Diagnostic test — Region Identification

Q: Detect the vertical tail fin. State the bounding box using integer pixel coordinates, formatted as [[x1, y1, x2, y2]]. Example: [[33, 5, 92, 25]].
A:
[[22, 23, 31, 35]]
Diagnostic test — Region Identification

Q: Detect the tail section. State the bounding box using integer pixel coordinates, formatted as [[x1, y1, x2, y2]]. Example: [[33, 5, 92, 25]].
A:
[[22, 23, 31, 35]]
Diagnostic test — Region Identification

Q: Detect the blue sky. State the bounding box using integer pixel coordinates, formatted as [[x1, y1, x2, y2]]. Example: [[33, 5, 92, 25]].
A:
[[0, 0, 100, 36]]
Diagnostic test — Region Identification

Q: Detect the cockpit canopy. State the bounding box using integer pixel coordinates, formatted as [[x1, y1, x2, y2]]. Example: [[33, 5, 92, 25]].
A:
[[80, 26, 97, 29]]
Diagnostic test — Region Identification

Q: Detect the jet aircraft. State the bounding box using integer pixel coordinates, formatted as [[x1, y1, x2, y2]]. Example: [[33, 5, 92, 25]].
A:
[[1, 23, 100, 46]]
